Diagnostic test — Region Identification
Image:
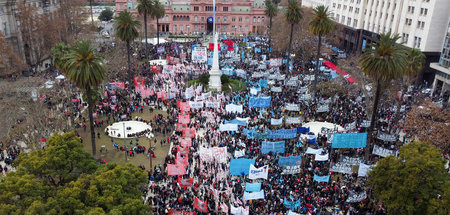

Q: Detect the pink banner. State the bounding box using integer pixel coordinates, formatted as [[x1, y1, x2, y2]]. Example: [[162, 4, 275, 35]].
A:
[[167, 164, 186, 176]]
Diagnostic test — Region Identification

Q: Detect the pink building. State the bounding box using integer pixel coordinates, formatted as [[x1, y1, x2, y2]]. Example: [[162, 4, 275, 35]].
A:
[[115, 0, 268, 35]]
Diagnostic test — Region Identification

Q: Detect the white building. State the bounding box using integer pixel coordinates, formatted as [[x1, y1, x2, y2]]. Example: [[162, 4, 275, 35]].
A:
[[302, 0, 331, 8], [430, 20, 450, 101]]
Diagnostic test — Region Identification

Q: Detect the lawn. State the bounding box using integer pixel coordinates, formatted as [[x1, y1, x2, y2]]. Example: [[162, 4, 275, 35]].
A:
[[78, 109, 171, 171]]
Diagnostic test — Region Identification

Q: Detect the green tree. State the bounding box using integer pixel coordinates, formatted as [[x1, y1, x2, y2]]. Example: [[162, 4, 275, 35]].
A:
[[63, 40, 106, 158], [115, 10, 141, 89], [0, 132, 150, 214], [137, 0, 153, 59], [368, 142, 449, 215], [151, 0, 165, 45], [98, 9, 114, 21], [309, 5, 334, 97], [284, 0, 302, 72], [51, 42, 71, 73], [265, 0, 278, 58], [359, 32, 407, 160]]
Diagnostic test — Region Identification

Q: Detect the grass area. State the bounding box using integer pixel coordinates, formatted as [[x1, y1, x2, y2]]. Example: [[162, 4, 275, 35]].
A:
[[78, 109, 171, 171]]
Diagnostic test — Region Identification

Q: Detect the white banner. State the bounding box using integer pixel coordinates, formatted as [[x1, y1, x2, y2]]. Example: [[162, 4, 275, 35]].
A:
[[205, 101, 220, 108], [317, 105, 330, 113], [269, 58, 282, 68], [287, 211, 300, 215], [230, 206, 249, 215], [271, 86, 282, 92], [219, 123, 238, 131], [271, 117, 283, 125], [243, 190, 264, 201], [299, 94, 312, 101], [248, 164, 269, 180], [211, 147, 227, 163], [346, 191, 367, 203], [305, 148, 323, 155], [358, 163, 371, 177], [192, 47, 207, 63], [234, 149, 245, 158], [360, 120, 371, 128], [344, 121, 356, 130], [286, 80, 298, 86], [189, 101, 204, 109], [330, 162, 353, 174], [341, 156, 364, 165], [281, 165, 301, 175], [226, 104, 243, 113], [285, 103, 300, 111], [315, 153, 329, 161], [185, 87, 194, 99], [286, 117, 301, 124], [377, 132, 398, 142], [297, 86, 308, 93], [372, 145, 396, 157]]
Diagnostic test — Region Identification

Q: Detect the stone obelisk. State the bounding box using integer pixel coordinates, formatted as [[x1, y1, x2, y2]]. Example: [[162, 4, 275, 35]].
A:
[[209, 0, 221, 91]]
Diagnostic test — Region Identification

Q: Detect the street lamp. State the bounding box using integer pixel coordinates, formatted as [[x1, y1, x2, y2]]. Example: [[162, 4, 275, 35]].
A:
[[123, 122, 127, 161]]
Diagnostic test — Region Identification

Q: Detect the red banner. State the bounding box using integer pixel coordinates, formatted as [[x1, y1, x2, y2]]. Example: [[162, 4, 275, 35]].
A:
[[167, 164, 186, 176], [194, 197, 208, 213], [177, 177, 194, 188], [177, 145, 189, 156], [175, 153, 188, 166], [182, 128, 196, 139], [156, 91, 169, 101], [152, 65, 162, 73], [208, 43, 220, 51], [178, 114, 190, 124], [176, 123, 187, 131], [180, 138, 192, 148], [168, 211, 194, 215], [166, 56, 181, 65]]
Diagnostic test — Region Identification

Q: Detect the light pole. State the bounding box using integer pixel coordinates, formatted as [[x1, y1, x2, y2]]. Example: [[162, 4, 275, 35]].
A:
[[123, 122, 127, 161], [149, 138, 153, 174]]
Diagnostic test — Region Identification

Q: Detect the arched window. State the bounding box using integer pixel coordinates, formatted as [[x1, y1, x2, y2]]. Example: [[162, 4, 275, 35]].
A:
[[195, 16, 198, 22], [165, 16, 168, 21], [173, 16, 176, 21], [187, 16, 190, 21], [253, 17, 256, 22]]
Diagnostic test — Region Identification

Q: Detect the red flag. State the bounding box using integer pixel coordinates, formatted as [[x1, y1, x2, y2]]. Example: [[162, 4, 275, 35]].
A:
[[194, 197, 208, 213]]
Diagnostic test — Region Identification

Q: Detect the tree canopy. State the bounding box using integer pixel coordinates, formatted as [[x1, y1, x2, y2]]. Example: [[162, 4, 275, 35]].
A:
[[368, 142, 449, 215], [98, 9, 114, 21], [0, 132, 150, 214]]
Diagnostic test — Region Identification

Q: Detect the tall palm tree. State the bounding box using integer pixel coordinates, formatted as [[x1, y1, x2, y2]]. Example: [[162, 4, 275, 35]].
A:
[[137, 0, 153, 59], [359, 32, 408, 160], [284, 0, 302, 72], [309, 5, 334, 97], [391, 48, 425, 130], [265, 0, 278, 58], [115, 10, 141, 87], [89, 0, 94, 25], [152, 0, 165, 45], [62, 40, 106, 158]]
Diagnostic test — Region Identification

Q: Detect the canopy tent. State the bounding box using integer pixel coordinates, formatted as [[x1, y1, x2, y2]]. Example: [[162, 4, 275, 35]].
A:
[[141, 38, 168, 45]]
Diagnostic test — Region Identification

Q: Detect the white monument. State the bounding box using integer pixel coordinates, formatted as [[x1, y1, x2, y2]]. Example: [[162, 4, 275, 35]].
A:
[[209, 0, 222, 91]]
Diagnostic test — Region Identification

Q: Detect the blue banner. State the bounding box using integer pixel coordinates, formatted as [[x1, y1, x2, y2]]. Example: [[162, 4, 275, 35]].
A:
[[313, 175, 330, 183], [297, 127, 310, 134], [245, 182, 261, 192], [268, 128, 297, 139], [243, 128, 268, 139], [278, 156, 302, 167], [332, 133, 367, 148], [225, 118, 248, 126], [229, 158, 255, 176], [257, 79, 268, 89], [261, 141, 285, 154], [284, 198, 301, 210], [249, 97, 271, 108]]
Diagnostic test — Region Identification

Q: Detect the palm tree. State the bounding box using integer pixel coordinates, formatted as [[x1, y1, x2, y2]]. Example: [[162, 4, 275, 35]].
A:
[[62, 40, 106, 158], [284, 0, 302, 72], [391, 48, 425, 130], [309, 5, 334, 97], [89, 0, 94, 25], [265, 0, 278, 58], [51, 42, 71, 72], [359, 32, 408, 160], [137, 0, 153, 60], [152, 0, 165, 45], [115, 10, 141, 87]]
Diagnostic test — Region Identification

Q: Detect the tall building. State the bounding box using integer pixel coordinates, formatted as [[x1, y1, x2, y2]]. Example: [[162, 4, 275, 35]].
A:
[[115, 0, 268, 34], [0, 0, 62, 67], [430, 20, 449, 100]]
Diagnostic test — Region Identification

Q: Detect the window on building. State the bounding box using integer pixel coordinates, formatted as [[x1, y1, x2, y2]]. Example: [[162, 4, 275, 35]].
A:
[[166, 16, 169, 21], [232, 17, 236, 22], [414, 36, 418, 47], [174, 25, 177, 31], [246, 17, 249, 22], [338, 4, 341, 9], [187, 16, 190, 21], [217, 17, 220, 22], [349, 6, 353, 12], [223, 26, 226, 31], [262, 17, 265, 22], [344, 5, 347, 10], [232, 25, 235, 31], [245, 26, 248, 32], [357, 0, 361, 3], [239, 26, 242, 31], [206, 6, 216, 11], [201, 17, 205, 22], [341, 16, 345, 23], [356, 8, 360, 14], [347, 18, 351, 25], [194, 6, 199, 11], [258, 17, 260, 22], [186, 25, 190, 31], [201, 26, 204, 31], [180, 25, 183, 31], [195, 16, 198, 22], [173, 16, 177, 21], [411, 6, 414, 13], [353, 19, 358, 28], [3, 22, 7, 36], [421, 21, 425, 29], [333, 3, 336, 8], [239, 17, 242, 22], [409, 19, 412, 25], [336, 14, 340, 21], [417, 21, 421, 28], [253, 17, 256, 22], [195, 25, 198, 31], [223, 7, 228, 12], [180, 17, 183, 21], [224, 16, 227, 22]]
